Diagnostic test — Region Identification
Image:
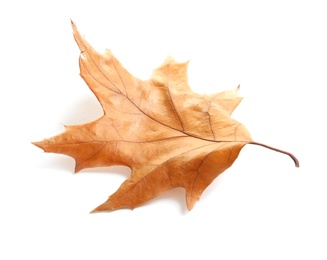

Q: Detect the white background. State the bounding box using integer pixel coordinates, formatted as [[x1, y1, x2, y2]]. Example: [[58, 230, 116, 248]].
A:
[[1, 0, 326, 259]]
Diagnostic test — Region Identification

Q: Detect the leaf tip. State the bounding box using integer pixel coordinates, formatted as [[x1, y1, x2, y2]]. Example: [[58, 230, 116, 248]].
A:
[[32, 141, 44, 151], [74, 164, 83, 174], [71, 19, 77, 28], [90, 208, 99, 214], [186, 193, 198, 211], [90, 203, 110, 213]]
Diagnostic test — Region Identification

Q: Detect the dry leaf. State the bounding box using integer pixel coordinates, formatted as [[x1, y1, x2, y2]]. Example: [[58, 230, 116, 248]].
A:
[[33, 22, 299, 212]]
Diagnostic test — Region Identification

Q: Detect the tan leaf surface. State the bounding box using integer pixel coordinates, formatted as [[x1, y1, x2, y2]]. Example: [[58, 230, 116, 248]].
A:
[[33, 22, 298, 212]]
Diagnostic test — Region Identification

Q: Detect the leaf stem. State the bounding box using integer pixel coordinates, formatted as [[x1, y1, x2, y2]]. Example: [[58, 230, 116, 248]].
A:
[[249, 142, 299, 167]]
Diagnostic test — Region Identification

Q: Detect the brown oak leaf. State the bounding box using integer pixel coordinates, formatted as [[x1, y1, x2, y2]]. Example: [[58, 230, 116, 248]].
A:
[[33, 22, 299, 212]]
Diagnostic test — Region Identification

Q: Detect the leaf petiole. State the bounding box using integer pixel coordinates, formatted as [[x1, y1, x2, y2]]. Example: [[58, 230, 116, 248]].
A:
[[249, 142, 299, 167]]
